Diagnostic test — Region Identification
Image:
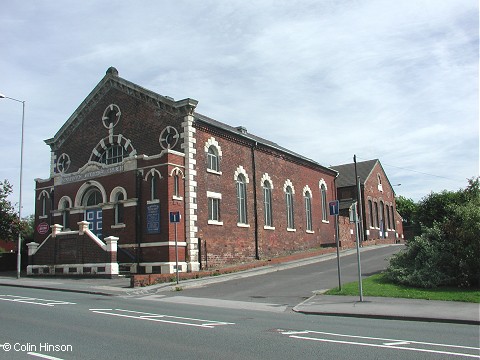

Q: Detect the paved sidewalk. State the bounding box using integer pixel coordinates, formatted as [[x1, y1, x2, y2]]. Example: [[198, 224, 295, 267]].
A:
[[0, 245, 478, 325], [293, 294, 480, 325]]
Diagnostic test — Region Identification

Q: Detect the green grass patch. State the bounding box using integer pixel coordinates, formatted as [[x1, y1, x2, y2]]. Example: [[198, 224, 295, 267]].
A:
[[325, 273, 480, 303]]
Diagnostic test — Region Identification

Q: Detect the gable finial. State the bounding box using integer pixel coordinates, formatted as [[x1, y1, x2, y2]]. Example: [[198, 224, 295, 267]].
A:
[[106, 67, 119, 76]]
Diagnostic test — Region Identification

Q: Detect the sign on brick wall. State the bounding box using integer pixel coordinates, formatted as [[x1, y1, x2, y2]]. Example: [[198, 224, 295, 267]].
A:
[[146, 203, 160, 234]]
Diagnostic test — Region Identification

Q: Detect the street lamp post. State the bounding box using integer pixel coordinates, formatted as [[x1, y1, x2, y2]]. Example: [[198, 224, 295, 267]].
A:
[[0, 93, 25, 279]]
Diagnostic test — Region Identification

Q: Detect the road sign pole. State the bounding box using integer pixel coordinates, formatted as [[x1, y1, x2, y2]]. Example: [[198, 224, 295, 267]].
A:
[[334, 213, 341, 291], [174, 221, 179, 285], [353, 202, 364, 302]]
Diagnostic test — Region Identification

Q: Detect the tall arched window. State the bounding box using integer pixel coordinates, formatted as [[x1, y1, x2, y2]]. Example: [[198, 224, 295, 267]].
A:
[[207, 146, 219, 172], [374, 201, 379, 228], [285, 186, 295, 229], [114, 192, 124, 225], [391, 206, 396, 230], [41, 195, 47, 217], [380, 201, 385, 236], [263, 181, 273, 227], [173, 174, 180, 197], [304, 191, 312, 231], [236, 174, 247, 224], [368, 200, 374, 228], [151, 174, 158, 201], [60, 199, 70, 230], [386, 203, 391, 230], [321, 184, 328, 221]]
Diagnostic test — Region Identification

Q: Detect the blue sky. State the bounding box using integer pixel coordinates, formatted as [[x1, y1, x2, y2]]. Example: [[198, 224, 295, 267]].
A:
[[0, 0, 478, 216]]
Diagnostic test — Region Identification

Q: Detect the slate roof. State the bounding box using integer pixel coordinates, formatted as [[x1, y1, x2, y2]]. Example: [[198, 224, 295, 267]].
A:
[[194, 113, 336, 174], [331, 159, 379, 188]]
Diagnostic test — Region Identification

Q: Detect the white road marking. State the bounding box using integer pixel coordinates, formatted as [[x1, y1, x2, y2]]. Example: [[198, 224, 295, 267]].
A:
[[140, 295, 288, 313], [0, 295, 75, 307], [28, 352, 65, 360], [89, 308, 235, 329], [279, 330, 480, 358]]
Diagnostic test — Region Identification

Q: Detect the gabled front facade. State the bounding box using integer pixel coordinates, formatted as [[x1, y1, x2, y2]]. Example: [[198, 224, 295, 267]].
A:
[[29, 67, 337, 275], [331, 159, 404, 244]]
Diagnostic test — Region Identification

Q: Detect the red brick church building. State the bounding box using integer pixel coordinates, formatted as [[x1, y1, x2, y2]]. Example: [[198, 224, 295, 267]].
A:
[[28, 67, 339, 276]]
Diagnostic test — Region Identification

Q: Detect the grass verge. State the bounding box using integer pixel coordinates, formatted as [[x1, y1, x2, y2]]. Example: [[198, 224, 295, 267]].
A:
[[325, 273, 480, 303]]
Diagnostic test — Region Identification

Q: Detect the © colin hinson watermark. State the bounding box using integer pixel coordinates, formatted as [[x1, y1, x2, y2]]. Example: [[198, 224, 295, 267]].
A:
[[1, 342, 73, 353]]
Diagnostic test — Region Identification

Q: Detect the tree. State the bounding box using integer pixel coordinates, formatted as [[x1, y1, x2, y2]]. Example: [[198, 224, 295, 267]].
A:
[[0, 180, 26, 241], [395, 195, 417, 227], [395, 195, 420, 238], [386, 177, 480, 288]]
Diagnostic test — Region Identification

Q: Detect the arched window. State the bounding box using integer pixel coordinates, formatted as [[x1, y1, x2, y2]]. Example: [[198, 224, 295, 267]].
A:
[[285, 186, 295, 229], [391, 206, 396, 230], [151, 174, 158, 201], [377, 174, 383, 192], [236, 174, 247, 224], [321, 184, 328, 221], [263, 181, 273, 227], [304, 191, 312, 231], [60, 199, 70, 230], [114, 192, 124, 225], [41, 195, 47, 217], [100, 144, 127, 165], [207, 146, 219, 172], [173, 174, 180, 197], [374, 201, 379, 228], [380, 201, 385, 236], [82, 187, 103, 207], [386, 203, 391, 230], [368, 200, 374, 228]]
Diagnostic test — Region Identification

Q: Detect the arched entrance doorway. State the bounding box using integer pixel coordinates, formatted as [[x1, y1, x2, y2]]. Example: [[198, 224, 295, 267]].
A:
[[82, 187, 103, 239]]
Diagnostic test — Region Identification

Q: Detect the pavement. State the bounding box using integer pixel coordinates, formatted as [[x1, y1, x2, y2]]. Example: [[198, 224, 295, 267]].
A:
[[0, 245, 478, 325]]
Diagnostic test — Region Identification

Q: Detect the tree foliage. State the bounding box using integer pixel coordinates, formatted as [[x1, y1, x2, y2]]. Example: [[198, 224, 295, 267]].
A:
[[386, 178, 480, 288], [0, 180, 27, 241], [395, 195, 417, 227]]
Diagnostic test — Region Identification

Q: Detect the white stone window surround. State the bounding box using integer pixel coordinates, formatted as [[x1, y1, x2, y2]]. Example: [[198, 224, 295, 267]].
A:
[[89, 134, 137, 164], [170, 167, 184, 201], [235, 166, 249, 226], [37, 190, 50, 218], [303, 186, 313, 232], [284, 179, 296, 231], [207, 191, 223, 225], [74, 181, 107, 208], [57, 196, 73, 210], [319, 178, 329, 224], [261, 173, 274, 228], [260, 173, 273, 189], [145, 168, 162, 201], [109, 186, 127, 203], [110, 187, 127, 226], [205, 137, 222, 174]]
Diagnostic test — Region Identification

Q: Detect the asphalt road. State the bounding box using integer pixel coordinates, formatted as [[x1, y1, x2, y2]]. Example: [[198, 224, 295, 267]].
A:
[[160, 244, 404, 308], [0, 285, 479, 360]]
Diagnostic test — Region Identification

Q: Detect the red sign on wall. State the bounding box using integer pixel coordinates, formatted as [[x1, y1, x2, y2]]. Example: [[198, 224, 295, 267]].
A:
[[37, 222, 49, 235]]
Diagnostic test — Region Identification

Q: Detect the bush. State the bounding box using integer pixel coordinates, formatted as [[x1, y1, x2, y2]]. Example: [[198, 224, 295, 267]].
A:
[[385, 178, 480, 288]]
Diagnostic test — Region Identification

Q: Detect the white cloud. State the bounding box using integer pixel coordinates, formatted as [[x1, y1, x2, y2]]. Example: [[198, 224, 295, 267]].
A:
[[0, 0, 477, 216]]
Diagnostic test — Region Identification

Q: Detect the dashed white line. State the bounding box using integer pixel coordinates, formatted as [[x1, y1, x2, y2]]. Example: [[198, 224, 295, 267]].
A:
[[89, 308, 235, 328], [0, 295, 76, 307], [28, 352, 65, 360]]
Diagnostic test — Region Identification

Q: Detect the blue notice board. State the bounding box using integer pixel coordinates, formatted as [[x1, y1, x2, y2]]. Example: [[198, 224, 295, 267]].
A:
[[146, 203, 160, 234]]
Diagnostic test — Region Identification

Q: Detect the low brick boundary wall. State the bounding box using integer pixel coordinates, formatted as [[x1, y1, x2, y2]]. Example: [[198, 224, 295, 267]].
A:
[[131, 239, 402, 287], [131, 247, 338, 287]]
